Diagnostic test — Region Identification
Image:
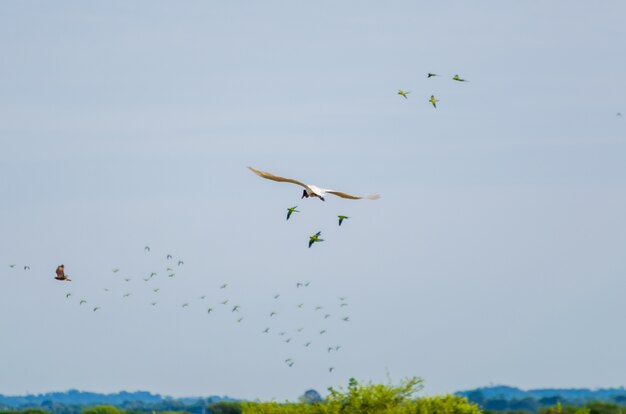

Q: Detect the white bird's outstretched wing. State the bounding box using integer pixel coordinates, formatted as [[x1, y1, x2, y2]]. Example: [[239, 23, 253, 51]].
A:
[[247, 166, 308, 189], [326, 190, 380, 200]]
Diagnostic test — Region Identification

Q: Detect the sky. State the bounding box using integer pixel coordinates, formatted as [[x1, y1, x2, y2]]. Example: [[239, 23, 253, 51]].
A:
[[1, 0, 625, 402]]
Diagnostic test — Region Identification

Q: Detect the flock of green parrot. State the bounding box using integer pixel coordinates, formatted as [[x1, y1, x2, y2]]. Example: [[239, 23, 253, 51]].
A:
[[398, 72, 469, 108], [285, 210, 350, 249]]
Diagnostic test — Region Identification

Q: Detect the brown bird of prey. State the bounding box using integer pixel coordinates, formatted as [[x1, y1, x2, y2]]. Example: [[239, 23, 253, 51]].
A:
[[55, 265, 71, 282], [248, 166, 380, 201]]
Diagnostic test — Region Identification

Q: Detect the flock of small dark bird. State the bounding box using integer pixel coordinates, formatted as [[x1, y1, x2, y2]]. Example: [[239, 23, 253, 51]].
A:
[[8, 244, 351, 373], [398, 72, 469, 108], [15, 166, 375, 373]]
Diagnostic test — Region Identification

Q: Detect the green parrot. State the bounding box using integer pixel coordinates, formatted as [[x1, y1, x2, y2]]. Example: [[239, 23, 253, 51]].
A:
[[429, 95, 439, 108], [309, 231, 324, 248], [453, 74, 468, 82], [427, 73, 438, 78], [286, 206, 299, 220], [338, 215, 349, 226], [398, 90, 410, 99]]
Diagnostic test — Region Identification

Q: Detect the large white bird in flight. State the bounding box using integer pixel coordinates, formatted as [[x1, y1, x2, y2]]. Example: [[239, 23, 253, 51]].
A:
[[247, 166, 380, 201]]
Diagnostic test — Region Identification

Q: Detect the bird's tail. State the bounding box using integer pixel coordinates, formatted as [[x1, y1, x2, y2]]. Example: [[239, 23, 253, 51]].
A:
[[365, 193, 381, 200]]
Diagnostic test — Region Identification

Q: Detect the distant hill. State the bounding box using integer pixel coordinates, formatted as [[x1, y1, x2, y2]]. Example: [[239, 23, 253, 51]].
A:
[[457, 386, 626, 401], [0, 390, 234, 411], [456, 386, 626, 411]]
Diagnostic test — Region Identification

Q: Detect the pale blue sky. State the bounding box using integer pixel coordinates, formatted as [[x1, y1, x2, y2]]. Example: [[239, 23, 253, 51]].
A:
[[1, 0, 625, 401]]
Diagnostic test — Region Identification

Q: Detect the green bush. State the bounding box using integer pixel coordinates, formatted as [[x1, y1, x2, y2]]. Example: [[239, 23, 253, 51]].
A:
[[586, 402, 626, 414], [244, 377, 481, 414], [208, 401, 243, 414], [81, 406, 123, 414], [0, 411, 50, 414], [401, 395, 483, 414], [242, 402, 322, 414], [540, 403, 624, 414]]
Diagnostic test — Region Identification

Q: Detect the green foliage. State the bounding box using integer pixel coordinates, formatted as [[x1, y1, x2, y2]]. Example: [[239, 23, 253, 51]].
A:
[[242, 402, 322, 414], [402, 395, 483, 414], [541, 402, 564, 414], [208, 401, 243, 414], [81, 407, 123, 414], [539, 403, 626, 414], [244, 377, 481, 414], [325, 377, 423, 413], [484, 411, 532, 414], [586, 402, 626, 414], [0, 411, 50, 414]]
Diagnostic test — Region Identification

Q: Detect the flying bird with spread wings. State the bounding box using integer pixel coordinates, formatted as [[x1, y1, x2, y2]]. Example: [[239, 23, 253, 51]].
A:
[[429, 95, 439, 108], [309, 231, 324, 248], [398, 90, 410, 99], [286, 206, 299, 220], [248, 166, 380, 202], [55, 265, 71, 282]]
